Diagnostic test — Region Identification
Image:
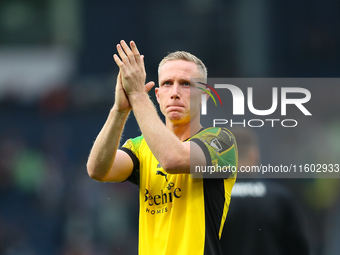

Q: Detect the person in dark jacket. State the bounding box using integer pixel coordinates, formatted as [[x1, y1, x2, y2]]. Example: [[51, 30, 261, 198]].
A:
[[221, 127, 310, 255]]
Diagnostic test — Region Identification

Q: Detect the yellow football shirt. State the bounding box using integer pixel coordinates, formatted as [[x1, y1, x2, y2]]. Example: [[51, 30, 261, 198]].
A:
[[120, 127, 237, 255]]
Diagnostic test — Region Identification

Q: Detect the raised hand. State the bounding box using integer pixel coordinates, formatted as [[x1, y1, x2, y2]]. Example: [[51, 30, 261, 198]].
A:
[[113, 71, 131, 113], [113, 40, 154, 98]]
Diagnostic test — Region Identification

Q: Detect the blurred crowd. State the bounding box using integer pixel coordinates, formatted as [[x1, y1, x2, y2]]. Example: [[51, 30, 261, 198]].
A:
[[0, 96, 139, 255]]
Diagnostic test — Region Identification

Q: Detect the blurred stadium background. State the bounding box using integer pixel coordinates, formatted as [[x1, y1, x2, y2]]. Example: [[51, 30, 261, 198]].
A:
[[0, 0, 340, 254]]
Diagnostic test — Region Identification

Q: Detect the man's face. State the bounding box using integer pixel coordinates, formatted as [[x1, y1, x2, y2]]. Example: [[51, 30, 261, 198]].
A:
[[156, 60, 203, 125]]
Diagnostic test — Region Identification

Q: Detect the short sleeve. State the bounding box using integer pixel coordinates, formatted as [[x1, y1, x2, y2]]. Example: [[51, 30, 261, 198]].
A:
[[119, 135, 143, 185], [190, 127, 238, 178]]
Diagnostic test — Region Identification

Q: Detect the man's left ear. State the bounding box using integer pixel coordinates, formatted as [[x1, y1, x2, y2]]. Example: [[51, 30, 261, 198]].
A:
[[202, 87, 210, 101]]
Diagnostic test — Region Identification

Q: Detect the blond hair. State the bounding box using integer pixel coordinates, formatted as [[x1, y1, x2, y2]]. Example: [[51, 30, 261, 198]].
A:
[[158, 51, 207, 79]]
